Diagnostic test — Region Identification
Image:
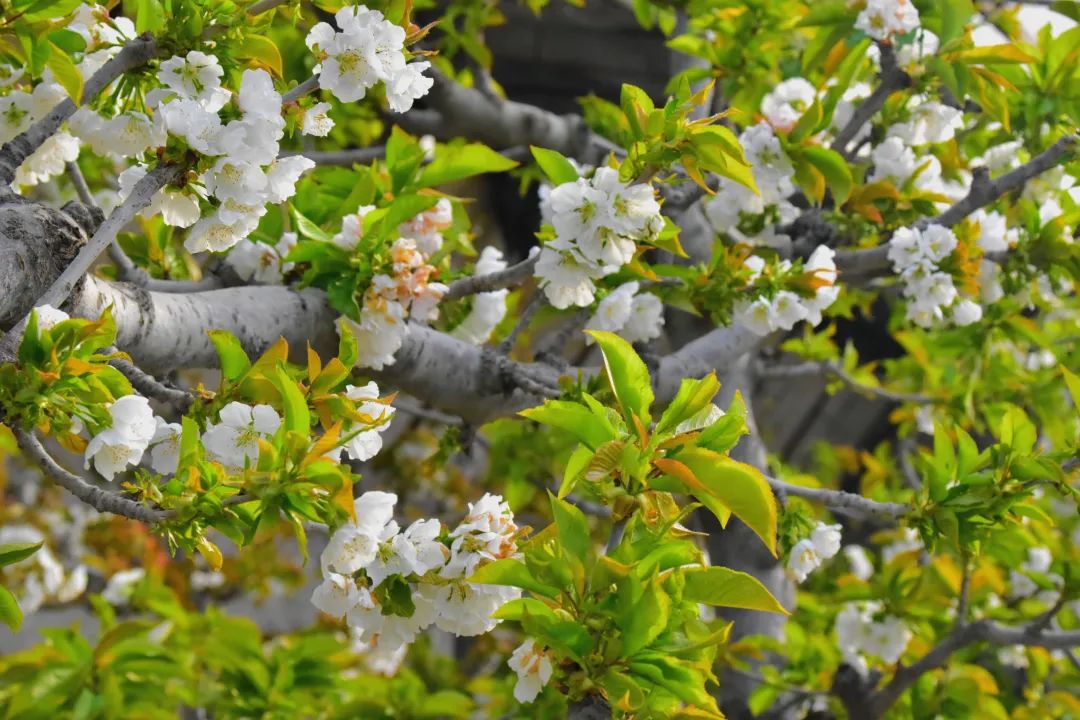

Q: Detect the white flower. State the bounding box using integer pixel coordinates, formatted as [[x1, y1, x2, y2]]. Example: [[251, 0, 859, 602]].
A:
[[117, 165, 203, 228], [428, 581, 520, 636], [265, 156, 316, 204], [887, 100, 962, 146], [342, 382, 396, 461], [14, 131, 79, 187], [307, 6, 410, 104], [761, 77, 816, 131], [979, 140, 1023, 173], [811, 523, 843, 560], [184, 212, 257, 254], [201, 402, 281, 471], [320, 491, 400, 576], [443, 493, 520, 579], [869, 136, 917, 185], [0, 91, 33, 143], [302, 102, 334, 136], [896, 29, 938, 72], [311, 571, 361, 618], [348, 584, 436, 648], [149, 417, 182, 475], [971, 209, 1016, 253], [919, 224, 958, 262], [398, 199, 453, 256], [157, 51, 229, 111], [952, 299, 982, 326], [237, 69, 281, 119], [365, 518, 447, 586], [71, 110, 164, 158], [855, 0, 920, 41], [385, 61, 434, 113], [102, 567, 146, 606], [205, 157, 268, 205], [585, 282, 638, 336], [227, 239, 283, 284], [508, 639, 554, 703], [787, 539, 822, 583], [339, 300, 409, 371], [84, 395, 157, 481], [621, 292, 664, 344], [157, 98, 224, 155], [535, 244, 603, 309], [771, 291, 809, 331], [835, 601, 911, 674], [33, 304, 69, 330], [803, 245, 840, 326], [844, 545, 874, 581], [734, 297, 776, 336]]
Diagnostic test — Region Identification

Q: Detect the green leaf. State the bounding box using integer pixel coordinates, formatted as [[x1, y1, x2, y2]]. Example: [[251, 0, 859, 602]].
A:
[[372, 575, 415, 617], [530, 146, 580, 186], [681, 566, 788, 614], [0, 541, 43, 567], [135, 0, 166, 33], [519, 400, 616, 450], [619, 577, 671, 656], [289, 205, 333, 244], [788, 98, 824, 143], [236, 35, 284, 77], [46, 42, 82, 103], [208, 330, 251, 383], [696, 391, 748, 453], [941, 44, 1037, 65], [801, 146, 852, 203], [385, 125, 426, 193], [272, 365, 310, 435], [586, 330, 654, 427], [561, 444, 593, 498], [675, 448, 778, 556], [418, 143, 518, 187], [1062, 366, 1080, 415], [16, 0, 82, 23], [549, 492, 591, 564], [0, 586, 22, 631], [656, 373, 720, 436], [468, 558, 561, 598]]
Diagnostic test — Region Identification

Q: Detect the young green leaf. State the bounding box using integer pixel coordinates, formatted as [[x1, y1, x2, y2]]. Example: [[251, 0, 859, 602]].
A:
[[0, 541, 43, 568], [586, 330, 654, 427], [469, 558, 562, 598], [418, 143, 519, 187], [208, 330, 252, 383], [680, 566, 788, 614], [530, 146, 580, 186], [655, 372, 720, 435]]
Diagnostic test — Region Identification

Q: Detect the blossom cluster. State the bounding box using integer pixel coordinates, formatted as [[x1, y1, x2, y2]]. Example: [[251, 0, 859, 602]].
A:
[[535, 167, 663, 309], [450, 246, 511, 345], [312, 492, 523, 674], [835, 601, 912, 675], [855, 0, 920, 42], [887, 224, 982, 327], [336, 202, 453, 369], [225, 233, 299, 285], [702, 122, 797, 247], [733, 245, 839, 336], [584, 281, 665, 345], [306, 5, 432, 112], [786, 523, 842, 583]]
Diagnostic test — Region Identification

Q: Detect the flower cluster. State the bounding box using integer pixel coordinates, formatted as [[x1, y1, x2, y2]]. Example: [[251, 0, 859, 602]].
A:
[[535, 167, 662, 309], [786, 523, 842, 583], [835, 601, 912, 675], [733, 245, 839, 336], [84, 395, 158, 480], [702, 123, 798, 247], [336, 204, 452, 369], [306, 5, 432, 112], [761, 77, 816, 132], [0, 79, 79, 187], [508, 638, 555, 703], [855, 0, 920, 42], [312, 492, 523, 674], [584, 281, 665, 344], [887, 224, 982, 327], [450, 246, 510, 345]]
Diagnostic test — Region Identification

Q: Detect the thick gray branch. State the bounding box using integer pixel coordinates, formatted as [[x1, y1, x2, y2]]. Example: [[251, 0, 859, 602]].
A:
[[0, 34, 159, 184], [758, 360, 933, 404], [655, 324, 761, 402]]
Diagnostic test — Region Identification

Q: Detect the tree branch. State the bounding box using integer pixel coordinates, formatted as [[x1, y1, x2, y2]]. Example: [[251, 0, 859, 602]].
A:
[[831, 43, 910, 159], [757, 359, 934, 404], [108, 349, 196, 411], [14, 428, 173, 524], [766, 475, 908, 519], [0, 34, 159, 184], [443, 254, 538, 301]]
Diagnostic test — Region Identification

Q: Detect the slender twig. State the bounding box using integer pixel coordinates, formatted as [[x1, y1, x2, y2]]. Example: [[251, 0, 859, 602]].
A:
[[0, 34, 159, 184], [15, 429, 173, 524], [444, 254, 538, 301], [283, 147, 385, 166], [955, 558, 972, 628], [284, 76, 319, 103], [498, 293, 545, 354], [65, 162, 95, 206], [766, 476, 909, 519], [107, 349, 195, 411], [831, 43, 911, 159]]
